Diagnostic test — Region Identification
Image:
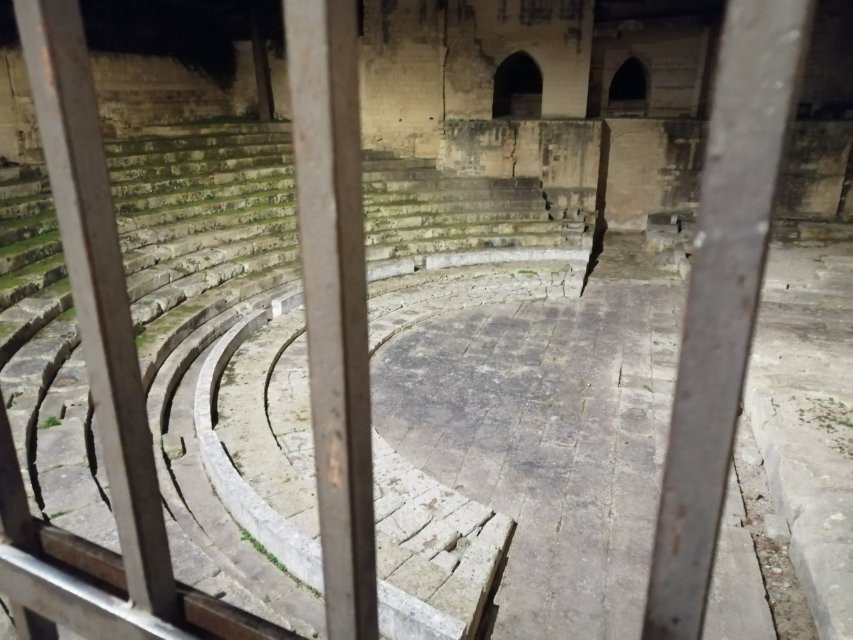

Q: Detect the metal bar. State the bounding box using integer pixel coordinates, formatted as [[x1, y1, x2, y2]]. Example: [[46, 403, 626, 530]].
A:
[[12, 0, 178, 620], [642, 1, 816, 638], [250, 1, 275, 122], [0, 544, 190, 640], [36, 523, 301, 640], [0, 397, 58, 640], [281, 1, 379, 638]]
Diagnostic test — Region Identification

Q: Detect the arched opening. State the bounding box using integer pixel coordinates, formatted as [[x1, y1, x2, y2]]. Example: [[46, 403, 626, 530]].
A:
[[607, 57, 648, 115], [492, 52, 543, 119], [357, 0, 365, 36]]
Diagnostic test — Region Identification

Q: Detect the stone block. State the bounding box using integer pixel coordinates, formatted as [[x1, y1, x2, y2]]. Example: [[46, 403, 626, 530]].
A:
[[162, 432, 185, 460]]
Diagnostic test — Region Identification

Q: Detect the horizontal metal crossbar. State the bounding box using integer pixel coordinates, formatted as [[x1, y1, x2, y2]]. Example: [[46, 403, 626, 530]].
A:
[[0, 522, 300, 640]]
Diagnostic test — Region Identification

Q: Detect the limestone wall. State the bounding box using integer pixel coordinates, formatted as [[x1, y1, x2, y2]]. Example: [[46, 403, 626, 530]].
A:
[[444, 0, 594, 120], [359, 0, 595, 157], [602, 118, 704, 230], [437, 119, 600, 220], [588, 23, 712, 118], [359, 0, 445, 157], [0, 47, 270, 162], [602, 118, 853, 230]]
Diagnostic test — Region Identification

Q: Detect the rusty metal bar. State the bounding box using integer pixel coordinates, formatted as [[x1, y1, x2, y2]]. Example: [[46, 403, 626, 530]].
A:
[[250, 1, 275, 122], [0, 398, 58, 640], [281, 1, 379, 638], [0, 544, 191, 640], [12, 0, 178, 620], [35, 523, 301, 640], [642, 1, 816, 638]]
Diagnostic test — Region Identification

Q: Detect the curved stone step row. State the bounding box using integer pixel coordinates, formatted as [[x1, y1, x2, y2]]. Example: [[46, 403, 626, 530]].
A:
[[15, 276, 328, 635], [0, 154, 446, 226], [0, 195, 561, 351], [12, 253, 585, 637], [206, 262, 584, 639], [147, 305, 327, 636], [102, 131, 293, 156], [0, 221, 298, 366], [30, 344, 315, 636], [5, 257, 307, 513]]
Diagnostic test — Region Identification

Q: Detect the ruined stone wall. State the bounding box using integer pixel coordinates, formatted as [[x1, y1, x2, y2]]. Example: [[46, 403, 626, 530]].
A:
[[588, 24, 712, 118], [359, 0, 595, 157], [359, 0, 445, 157], [602, 118, 704, 230], [778, 122, 852, 222], [603, 118, 853, 230], [229, 43, 292, 122], [438, 119, 600, 219], [0, 47, 258, 162], [444, 1, 594, 120]]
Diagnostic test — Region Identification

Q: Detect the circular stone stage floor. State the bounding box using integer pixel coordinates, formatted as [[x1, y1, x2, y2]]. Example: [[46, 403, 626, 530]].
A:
[[371, 282, 773, 639], [178, 238, 848, 639]]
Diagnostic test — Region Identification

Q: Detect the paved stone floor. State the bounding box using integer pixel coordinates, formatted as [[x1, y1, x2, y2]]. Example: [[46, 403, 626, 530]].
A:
[[372, 278, 774, 639]]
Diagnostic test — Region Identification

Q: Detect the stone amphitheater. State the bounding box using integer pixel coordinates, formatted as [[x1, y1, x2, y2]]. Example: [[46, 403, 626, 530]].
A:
[[1, 1, 852, 639]]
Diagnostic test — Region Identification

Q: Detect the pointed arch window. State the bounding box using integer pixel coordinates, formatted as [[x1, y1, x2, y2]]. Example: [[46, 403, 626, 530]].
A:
[[607, 57, 649, 115], [492, 51, 543, 119]]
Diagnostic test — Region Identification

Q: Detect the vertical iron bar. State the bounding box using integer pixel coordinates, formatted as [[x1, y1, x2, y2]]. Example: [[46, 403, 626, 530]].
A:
[[250, 2, 274, 122], [12, 0, 178, 620], [281, 1, 379, 638], [642, 0, 816, 638], [0, 397, 58, 639]]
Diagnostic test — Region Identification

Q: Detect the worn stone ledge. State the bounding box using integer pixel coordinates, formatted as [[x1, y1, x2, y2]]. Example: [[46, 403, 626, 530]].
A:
[[745, 384, 853, 640], [423, 247, 589, 270], [194, 308, 467, 640]]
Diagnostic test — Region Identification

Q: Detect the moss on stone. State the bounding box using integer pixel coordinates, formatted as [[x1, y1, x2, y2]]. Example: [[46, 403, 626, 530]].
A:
[[0, 231, 61, 259]]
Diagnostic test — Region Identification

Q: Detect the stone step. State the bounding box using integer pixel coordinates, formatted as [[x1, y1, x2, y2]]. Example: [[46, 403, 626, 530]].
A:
[[0, 176, 46, 199], [108, 153, 295, 185], [365, 221, 562, 247], [133, 265, 303, 388], [376, 176, 540, 193], [154, 336, 325, 635], [128, 242, 299, 330], [0, 254, 66, 312], [0, 193, 53, 221], [365, 210, 551, 232], [105, 142, 295, 170], [118, 207, 294, 252], [362, 167, 441, 182], [137, 121, 292, 137], [26, 343, 311, 634], [0, 231, 62, 277], [0, 283, 74, 371], [0, 165, 23, 183], [111, 164, 291, 199], [103, 131, 293, 156], [113, 175, 294, 216], [367, 233, 567, 262], [209, 270, 549, 637], [364, 198, 543, 217], [116, 191, 295, 232], [0, 212, 57, 249]]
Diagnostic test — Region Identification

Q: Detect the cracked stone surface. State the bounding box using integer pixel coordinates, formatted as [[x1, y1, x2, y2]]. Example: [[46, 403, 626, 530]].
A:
[[371, 279, 775, 639]]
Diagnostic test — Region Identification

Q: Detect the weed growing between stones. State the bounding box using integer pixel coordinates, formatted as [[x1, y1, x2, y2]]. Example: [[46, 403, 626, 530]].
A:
[[39, 415, 60, 430], [239, 528, 322, 598]]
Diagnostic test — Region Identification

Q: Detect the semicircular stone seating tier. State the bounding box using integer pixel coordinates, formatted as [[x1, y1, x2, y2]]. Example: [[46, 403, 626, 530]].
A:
[[0, 120, 591, 637], [199, 263, 581, 639]]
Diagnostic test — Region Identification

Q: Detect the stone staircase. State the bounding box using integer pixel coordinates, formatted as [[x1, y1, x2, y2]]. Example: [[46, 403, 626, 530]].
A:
[[0, 120, 588, 638]]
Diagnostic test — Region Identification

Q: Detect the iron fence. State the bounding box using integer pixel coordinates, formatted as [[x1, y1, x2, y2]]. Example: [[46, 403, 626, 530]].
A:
[[0, 0, 815, 638]]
